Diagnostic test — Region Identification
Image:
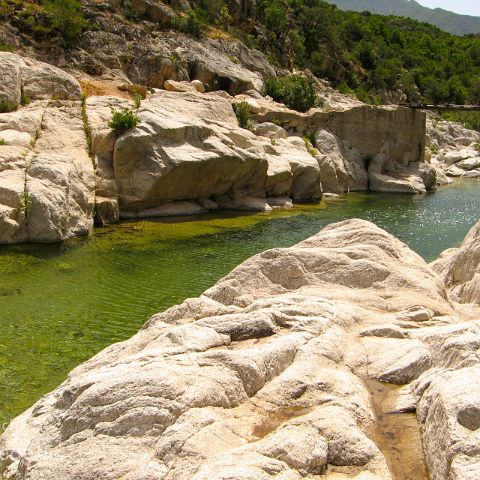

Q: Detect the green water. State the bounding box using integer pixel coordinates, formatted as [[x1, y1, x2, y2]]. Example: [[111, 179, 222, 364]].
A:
[[0, 179, 479, 430]]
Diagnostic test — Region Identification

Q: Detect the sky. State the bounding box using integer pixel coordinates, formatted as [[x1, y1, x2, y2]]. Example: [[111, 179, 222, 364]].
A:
[[416, 0, 480, 17]]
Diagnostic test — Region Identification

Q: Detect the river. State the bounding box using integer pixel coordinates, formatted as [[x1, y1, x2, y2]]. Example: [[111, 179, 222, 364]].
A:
[[0, 179, 479, 430]]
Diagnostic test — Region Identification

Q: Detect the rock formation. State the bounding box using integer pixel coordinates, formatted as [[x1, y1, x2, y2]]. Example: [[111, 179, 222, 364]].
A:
[[1, 50, 477, 243], [426, 114, 480, 180], [0, 53, 82, 109], [0, 57, 95, 244], [1, 219, 479, 479], [431, 219, 480, 304]]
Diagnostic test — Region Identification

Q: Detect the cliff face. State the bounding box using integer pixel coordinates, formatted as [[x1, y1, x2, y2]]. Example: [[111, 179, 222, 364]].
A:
[[1, 219, 479, 479], [0, 50, 439, 244]]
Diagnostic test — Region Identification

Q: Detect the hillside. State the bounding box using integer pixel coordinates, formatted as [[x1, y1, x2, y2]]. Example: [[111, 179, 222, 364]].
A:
[[0, 0, 479, 108], [324, 0, 480, 35]]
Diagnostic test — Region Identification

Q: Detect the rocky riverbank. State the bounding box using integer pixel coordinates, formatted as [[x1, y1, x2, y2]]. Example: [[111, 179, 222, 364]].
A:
[[1, 48, 479, 244], [1, 218, 479, 480]]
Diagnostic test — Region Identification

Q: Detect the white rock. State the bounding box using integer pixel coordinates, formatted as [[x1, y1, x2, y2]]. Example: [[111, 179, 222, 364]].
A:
[[0, 52, 81, 108], [457, 156, 480, 171], [2, 219, 455, 479], [431, 219, 480, 304], [0, 101, 95, 244]]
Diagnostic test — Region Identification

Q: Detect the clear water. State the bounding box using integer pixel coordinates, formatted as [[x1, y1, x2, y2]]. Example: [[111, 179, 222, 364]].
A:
[[0, 179, 479, 430]]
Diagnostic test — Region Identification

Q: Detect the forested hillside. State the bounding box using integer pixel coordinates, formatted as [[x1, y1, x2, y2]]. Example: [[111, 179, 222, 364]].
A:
[[324, 0, 480, 36], [195, 0, 480, 105], [1, 0, 480, 106]]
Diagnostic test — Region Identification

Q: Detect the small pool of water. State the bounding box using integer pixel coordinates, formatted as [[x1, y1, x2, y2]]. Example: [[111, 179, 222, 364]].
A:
[[0, 179, 479, 430]]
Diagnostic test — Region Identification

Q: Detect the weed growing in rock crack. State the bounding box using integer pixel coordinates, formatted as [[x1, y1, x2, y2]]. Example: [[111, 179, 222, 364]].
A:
[[133, 93, 142, 109], [303, 137, 317, 158], [303, 130, 318, 158], [169, 53, 182, 74], [109, 107, 140, 135], [20, 190, 33, 214], [81, 94, 92, 154], [0, 43, 15, 52], [475, 142, 480, 152], [233, 101, 255, 131], [21, 95, 31, 106], [0, 101, 17, 113], [0, 138, 5, 145]]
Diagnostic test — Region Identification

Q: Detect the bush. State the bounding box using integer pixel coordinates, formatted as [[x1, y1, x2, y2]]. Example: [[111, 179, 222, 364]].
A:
[[44, 0, 89, 44], [264, 75, 317, 113], [440, 112, 480, 132], [233, 101, 254, 130], [108, 107, 140, 134], [172, 10, 204, 38]]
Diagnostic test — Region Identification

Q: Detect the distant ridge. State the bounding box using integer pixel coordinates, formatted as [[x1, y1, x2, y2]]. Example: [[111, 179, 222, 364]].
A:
[[324, 0, 480, 35]]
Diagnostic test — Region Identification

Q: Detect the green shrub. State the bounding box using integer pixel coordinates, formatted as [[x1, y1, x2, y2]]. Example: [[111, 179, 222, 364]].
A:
[[0, 138, 5, 145], [440, 112, 480, 132], [172, 11, 204, 38], [44, 0, 89, 44], [108, 107, 140, 134], [0, 43, 14, 52], [264, 75, 317, 113], [233, 101, 254, 130]]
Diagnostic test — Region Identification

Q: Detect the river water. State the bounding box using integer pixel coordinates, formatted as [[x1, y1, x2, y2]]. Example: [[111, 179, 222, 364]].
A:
[[0, 179, 479, 429]]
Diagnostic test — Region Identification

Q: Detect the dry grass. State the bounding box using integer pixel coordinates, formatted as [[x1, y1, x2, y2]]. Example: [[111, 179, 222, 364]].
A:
[[206, 27, 235, 41], [78, 78, 133, 99]]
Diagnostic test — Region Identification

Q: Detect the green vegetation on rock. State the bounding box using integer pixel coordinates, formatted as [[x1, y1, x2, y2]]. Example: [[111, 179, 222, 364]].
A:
[[177, 0, 480, 105], [264, 75, 317, 112], [233, 100, 254, 130], [0, 0, 89, 44], [440, 112, 480, 132], [109, 107, 140, 134]]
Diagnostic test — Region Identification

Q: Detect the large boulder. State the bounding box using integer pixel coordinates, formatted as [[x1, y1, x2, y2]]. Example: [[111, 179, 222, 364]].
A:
[[431, 219, 480, 304], [0, 101, 95, 244], [4, 219, 478, 480], [314, 129, 349, 193], [87, 91, 324, 219], [88, 92, 267, 214], [0, 52, 81, 108]]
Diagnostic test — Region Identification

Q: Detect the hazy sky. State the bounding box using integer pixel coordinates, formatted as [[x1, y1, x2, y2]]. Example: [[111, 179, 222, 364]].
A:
[[416, 0, 480, 17]]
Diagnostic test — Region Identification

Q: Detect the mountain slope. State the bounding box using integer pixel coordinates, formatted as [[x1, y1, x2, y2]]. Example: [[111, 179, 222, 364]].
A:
[[324, 0, 480, 35]]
